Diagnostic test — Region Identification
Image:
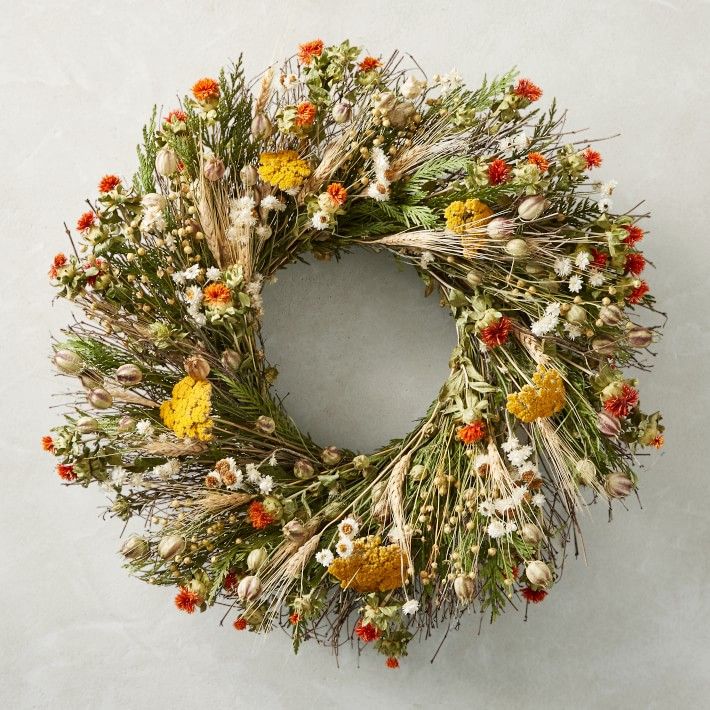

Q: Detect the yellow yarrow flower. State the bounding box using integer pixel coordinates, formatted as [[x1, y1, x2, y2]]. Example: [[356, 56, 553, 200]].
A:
[[506, 365, 566, 423], [328, 535, 408, 593], [444, 198, 494, 234], [258, 150, 311, 191], [159, 375, 213, 441]]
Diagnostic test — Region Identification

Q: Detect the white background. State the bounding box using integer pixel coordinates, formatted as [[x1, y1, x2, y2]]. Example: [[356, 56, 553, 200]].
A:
[[2, 1, 709, 707]]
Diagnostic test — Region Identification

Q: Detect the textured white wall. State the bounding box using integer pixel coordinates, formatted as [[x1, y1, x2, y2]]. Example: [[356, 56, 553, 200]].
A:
[[2, 1, 708, 707]]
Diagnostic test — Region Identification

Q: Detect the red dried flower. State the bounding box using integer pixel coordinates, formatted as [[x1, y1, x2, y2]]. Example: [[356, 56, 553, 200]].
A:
[[625, 252, 646, 276], [622, 224, 645, 246], [326, 182, 348, 206], [527, 152, 549, 172], [298, 39, 324, 65], [42, 435, 55, 453], [76, 211, 96, 233], [603, 384, 639, 418], [295, 101, 317, 128], [456, 420, 486, 445], [513, 78, 542, 102], [521, 586, 548, 604], [358, 56, 382, 72], [48, 253, 67, 279], [56, 463, 75, 481], [289, 613, 301, 625], [174, 586, 202, 613], [386, 657, 400, 669], [487, 158, 510, 185], [164, 109, 188, 125], [354, 619, 380, 643], [479, 316, 513, 348], [223, 570, 239, 592], [651, 434, 665, 449], [233, 617, 247, 631], [628, 281, 650, 304], [98, 175, 121, 193], [582, 148, 602, 169], [590, 248, 608, 268], [248, 500, 275, 529], [192, 78, 220, 103]]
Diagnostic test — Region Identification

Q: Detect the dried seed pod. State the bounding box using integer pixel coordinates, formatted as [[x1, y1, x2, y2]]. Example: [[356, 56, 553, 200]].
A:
[[115, 364, 143, 386], [517, 195, 546, 220], [184, 355, 210, 380], [293, 459, 315, 479], [158, 534, 185, 560], [120, 535, 148, 560], [53, 349, 83, 375], [605, 472, 634, 498], [247, 547, 268, 571], [240, 165, 259, 186], [117, 415, 136, 433], [221, 349, 241, 371], [155, 145, 178, 176], [504, 238, 529, 258], [525, 560, 552, 587], [282, 519, 307, 543], [598, 411, 621, 438], [89, 388, 113, 409], [203, 155, 226, 181], [251, 113, 272, 140], [321, 446, 343, 466], [454, 574, 475, 602], [76, 416, 99, 434], [627, 325, 653, 348], [256, 415, 276, 435], [521, 523, 544, 544], [237, 575, 262, 602], [599, 304, 624, 326]]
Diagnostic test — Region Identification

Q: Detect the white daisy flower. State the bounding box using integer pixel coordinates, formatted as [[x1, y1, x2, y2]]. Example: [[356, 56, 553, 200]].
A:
[[478, 500, 496, 517], [171, 271, 186, 285], [511, 486, 528, 505], [501, 436, 520, 453], [268, 453, 277, 466], [260, 195, 286, 212], [246, 463, 261, 485], [205, 267, 221, 281], [530, 302, 561, 337], [494, 497, 513, 513], [191, 311, 206, 327], [512, 131, 529, 149], [231, 195, 255, 212], [256, 224, 272, 239], [110, 466, 128, 485], [597, 179, 618, 196], [315, 549, 334, 567], [337, 517, 360, 538], [532, 493, 546, 507], [487, 520, 506, 539], [183, 263, 200, 281], [335, 537, 354, 558], [258, 475, 274, 495], [568, 275, 583, 293], [164, 234, 177, 251], [135, 419, 154, 437], [507, 445, 532, 468], [420, 250, 435, 269], [564, 322, 582, 340], [402, 599, 420, 615], [504, 521, 518, 534], [184, 285, 203, 305], [367, 181, 390, 201], [553, 257, 573, 277], [575, 251, 591, 270], [311, 211, 330, 230], [588, 270, 605, 287]]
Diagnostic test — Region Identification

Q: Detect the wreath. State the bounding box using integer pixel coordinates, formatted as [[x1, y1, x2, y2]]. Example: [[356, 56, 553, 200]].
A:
[[45, 39, 665, 668]]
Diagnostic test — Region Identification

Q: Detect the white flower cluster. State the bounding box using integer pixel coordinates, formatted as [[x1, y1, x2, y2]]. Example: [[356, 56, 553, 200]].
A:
[[311, 191, 344, 232], [553, 250, 605, 297], [151, 458, 180, 481], [227, 193, 285, 243], [366, 146, 392, 202], [206, 458, 275, 495], [432, 69, 463, 95], [315, 516, 360, 567], [530, 301, 561, 337]]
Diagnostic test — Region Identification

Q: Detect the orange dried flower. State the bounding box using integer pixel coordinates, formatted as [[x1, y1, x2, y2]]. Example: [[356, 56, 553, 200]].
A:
[[326, 182, 348, 206], [527, 152, 549, 172], [583, 148, 602, 169], [174, 586, 202, 613], [651, 434, 665, 449], [386, 657, 400, 669], [233, 617, 247, 631], [56, 463, 76, 481], [358, 56, 382, 72], [164, 109, 187, 125], [487, 158, 510, 185], [514, 78, 542, 102], [295, 101, 317, 127], [622, 225, 644, 246], [248, 500, 275, 529], [98, 175, 120, 193], [48, 253, 67, 279], [298, 39, 324, 65], [192, 77, 220, 104], [289, 613, 300, 625], [203, 282, 233, 308], [354, 619, 380, 642], [456, 420, 486, 445], [76, 211, 96, 233], [479, 317, 512, 348], [41, 435, 55, 453]]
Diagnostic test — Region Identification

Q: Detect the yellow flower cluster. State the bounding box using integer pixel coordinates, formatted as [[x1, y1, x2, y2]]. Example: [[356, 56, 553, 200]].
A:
[[159, 375, 213, 441], [506, 365, 566, 423], [258, 150, 311, 191], [444, 198, 494, 234], [328, 535, 408, 593]]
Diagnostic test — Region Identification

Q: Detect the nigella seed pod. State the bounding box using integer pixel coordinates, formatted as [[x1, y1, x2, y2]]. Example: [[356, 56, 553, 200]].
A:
[[520, 523, 544, 544], [264, 367, 279, 384], [117, 415, 135, 433], [454, 575, 475, 603], [155, 145, 179, 176], [89, 388, 113, 410], [525, 560, 552, 587], [240, 165, 259, 187], [262, 496, 283, 520], [598, 410, 621, 438], [203, 155, 226, 181], [53, 349, 83, 375], [575, 459, 597, 485], [628, 325, 654, 348], [221, 349, 242, 371], [76, 416, 99, 434], [246, 547, 268, 571], [120, 535, 149, 560], [605, 472, 634, 498], [352, 454, 370, 471], [158, 534, 185, 560], [237, 575, 262, 602], [293, 459, 315, 480], [465, 270, 482, 287], [256, 415, 276, 435], [599, 304, 624, 326], [504, 238, 529, 258], [591, 337, 616, 355], [184, 355, 210, 380], [517, 195, 546, 221], [282, 520, 307, 543], [321, 446, 343, 466], [565, 304, 587, 324], [331, 100, 352, 123], [115, 363, 143, 386], [251, 112, 272, 140], [409, 464, 427, 481]]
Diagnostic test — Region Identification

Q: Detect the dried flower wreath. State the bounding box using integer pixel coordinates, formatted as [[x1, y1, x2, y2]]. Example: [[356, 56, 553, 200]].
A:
[[45, 39, 664, 667]]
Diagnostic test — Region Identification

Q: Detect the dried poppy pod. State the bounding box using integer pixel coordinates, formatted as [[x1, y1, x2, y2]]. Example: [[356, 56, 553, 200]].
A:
[[184, 355, 210, 380]]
